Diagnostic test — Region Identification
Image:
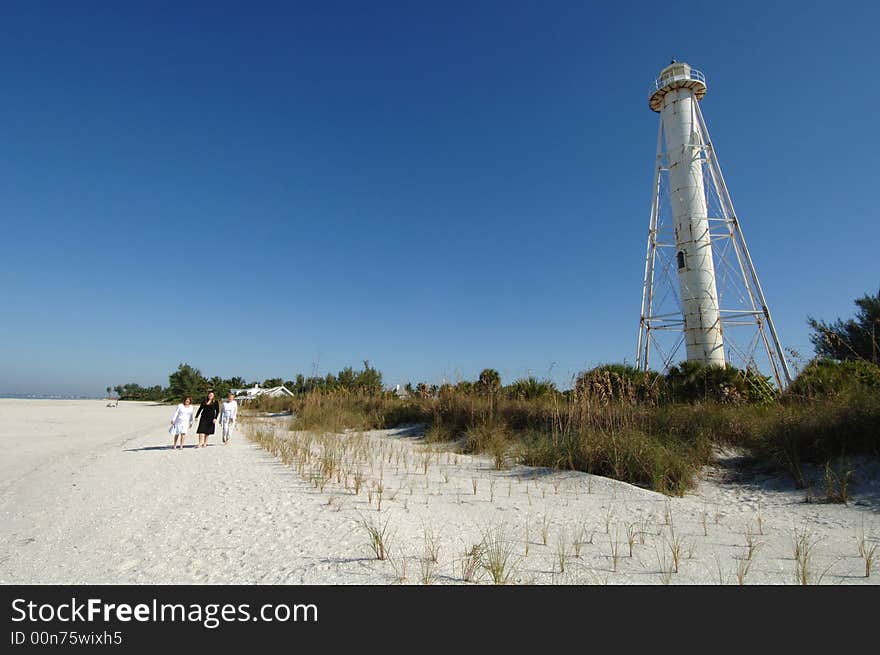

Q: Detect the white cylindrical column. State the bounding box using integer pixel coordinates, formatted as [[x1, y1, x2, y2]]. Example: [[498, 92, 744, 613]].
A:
[[652, 63, 725, 366]]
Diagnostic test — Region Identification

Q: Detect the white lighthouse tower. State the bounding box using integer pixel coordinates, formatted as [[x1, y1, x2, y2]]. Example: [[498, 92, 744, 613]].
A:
[[637, 61, 792, 388]]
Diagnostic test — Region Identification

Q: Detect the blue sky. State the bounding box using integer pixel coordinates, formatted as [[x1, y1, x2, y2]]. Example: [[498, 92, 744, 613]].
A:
[[1, 1, 877, 395]]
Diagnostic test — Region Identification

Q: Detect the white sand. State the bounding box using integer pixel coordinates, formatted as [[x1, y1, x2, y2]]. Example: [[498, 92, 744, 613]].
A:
[[0, 399, 877, 584]]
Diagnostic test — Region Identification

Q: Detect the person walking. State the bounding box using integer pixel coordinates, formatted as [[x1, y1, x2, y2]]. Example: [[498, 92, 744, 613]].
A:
[[169, 396, 194, 450], [220, 392, 238, 445], [195, 390, 220, 448]]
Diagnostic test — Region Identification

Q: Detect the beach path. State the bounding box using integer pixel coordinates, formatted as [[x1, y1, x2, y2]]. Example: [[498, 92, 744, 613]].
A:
[[0, 400, 363, 583]]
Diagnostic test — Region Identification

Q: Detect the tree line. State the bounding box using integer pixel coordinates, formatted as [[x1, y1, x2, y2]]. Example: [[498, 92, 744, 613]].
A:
[[112, 286, 879, 403], [112, 360, 385, 401]]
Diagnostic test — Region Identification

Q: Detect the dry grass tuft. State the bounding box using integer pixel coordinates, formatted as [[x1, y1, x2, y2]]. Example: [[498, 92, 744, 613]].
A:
[[359, 513, 393, 561]]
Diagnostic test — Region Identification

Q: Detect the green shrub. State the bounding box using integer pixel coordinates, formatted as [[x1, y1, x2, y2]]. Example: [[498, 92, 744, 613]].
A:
[[749, 392, 880, 472], [785, 359, 880, 399], [380, 401, 430, 427], [574, 364, 667, 404], [519, 427, 709, 496], [505, 377, 558, 401], [463, 422, 511, 468], [666, 361, 774, 404]]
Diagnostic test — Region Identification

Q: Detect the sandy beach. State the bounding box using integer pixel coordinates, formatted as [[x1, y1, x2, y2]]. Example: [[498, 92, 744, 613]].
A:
[[0, 399, 877, 585]]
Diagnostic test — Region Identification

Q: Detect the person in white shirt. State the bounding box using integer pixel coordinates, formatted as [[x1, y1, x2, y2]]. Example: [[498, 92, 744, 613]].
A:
[[169, 396, 194, 450], [220, 392, 238, 445]]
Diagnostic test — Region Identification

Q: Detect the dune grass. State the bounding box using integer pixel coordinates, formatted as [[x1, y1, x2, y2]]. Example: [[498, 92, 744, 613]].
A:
[[241, 377, 879, 496]]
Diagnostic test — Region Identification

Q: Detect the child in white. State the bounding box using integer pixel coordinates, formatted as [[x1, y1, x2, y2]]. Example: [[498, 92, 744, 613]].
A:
[[170, 397, 194, 450], [220, 393, 238, 444]]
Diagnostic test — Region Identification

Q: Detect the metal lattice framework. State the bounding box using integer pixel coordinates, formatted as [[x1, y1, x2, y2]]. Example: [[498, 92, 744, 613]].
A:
[[636, 98, 793, 388]]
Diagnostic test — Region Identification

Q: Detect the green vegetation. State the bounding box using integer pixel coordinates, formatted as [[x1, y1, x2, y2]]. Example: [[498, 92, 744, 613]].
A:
[[808, 287, 879, 363], [112, 360, 383, 403], [167, 363, 210, 401], [785, 358, 880, 398], [111, 382, 165, 401], [242, 361, 877, 496]]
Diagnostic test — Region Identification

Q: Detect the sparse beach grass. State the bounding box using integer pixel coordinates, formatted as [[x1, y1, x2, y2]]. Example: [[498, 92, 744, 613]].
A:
[[478, 525, 519, 584], [857, 522, 878, 578], [792, 526, 824, 585], [359, 513, 393, 561], [235, 373, 879, 586], [243, 374, 880, 496]]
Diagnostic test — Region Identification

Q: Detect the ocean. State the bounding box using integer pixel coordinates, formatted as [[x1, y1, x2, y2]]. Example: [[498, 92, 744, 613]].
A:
[[0, 394, 101, 400]]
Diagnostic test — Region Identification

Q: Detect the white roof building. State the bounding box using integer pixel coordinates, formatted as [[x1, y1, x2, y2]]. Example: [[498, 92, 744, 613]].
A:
[[231, 384, 295, 400]]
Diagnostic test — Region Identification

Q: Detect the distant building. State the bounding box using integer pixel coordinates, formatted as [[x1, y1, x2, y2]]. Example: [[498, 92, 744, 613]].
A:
[[230, 384, 295, 401]]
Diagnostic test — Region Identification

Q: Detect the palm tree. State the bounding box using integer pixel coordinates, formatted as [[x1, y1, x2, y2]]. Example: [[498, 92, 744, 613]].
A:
[[478, 368, 501, 395]]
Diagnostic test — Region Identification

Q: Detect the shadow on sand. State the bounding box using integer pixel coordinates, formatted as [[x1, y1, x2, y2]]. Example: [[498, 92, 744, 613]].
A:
[[125, 444, 216, 452], [711, 453, 880, 511]]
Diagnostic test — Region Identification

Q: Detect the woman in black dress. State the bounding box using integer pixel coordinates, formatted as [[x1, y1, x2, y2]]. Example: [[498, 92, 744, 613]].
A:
[[195, 391, 220, 448]]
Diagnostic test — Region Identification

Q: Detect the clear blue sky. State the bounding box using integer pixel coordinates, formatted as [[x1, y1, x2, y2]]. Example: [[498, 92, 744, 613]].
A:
[[1, 1, 877, 395]]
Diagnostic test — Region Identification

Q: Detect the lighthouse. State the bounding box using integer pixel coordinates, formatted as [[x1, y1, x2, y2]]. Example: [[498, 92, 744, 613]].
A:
[[637, 61, 792, 387], [650, 61, 724, 366]]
